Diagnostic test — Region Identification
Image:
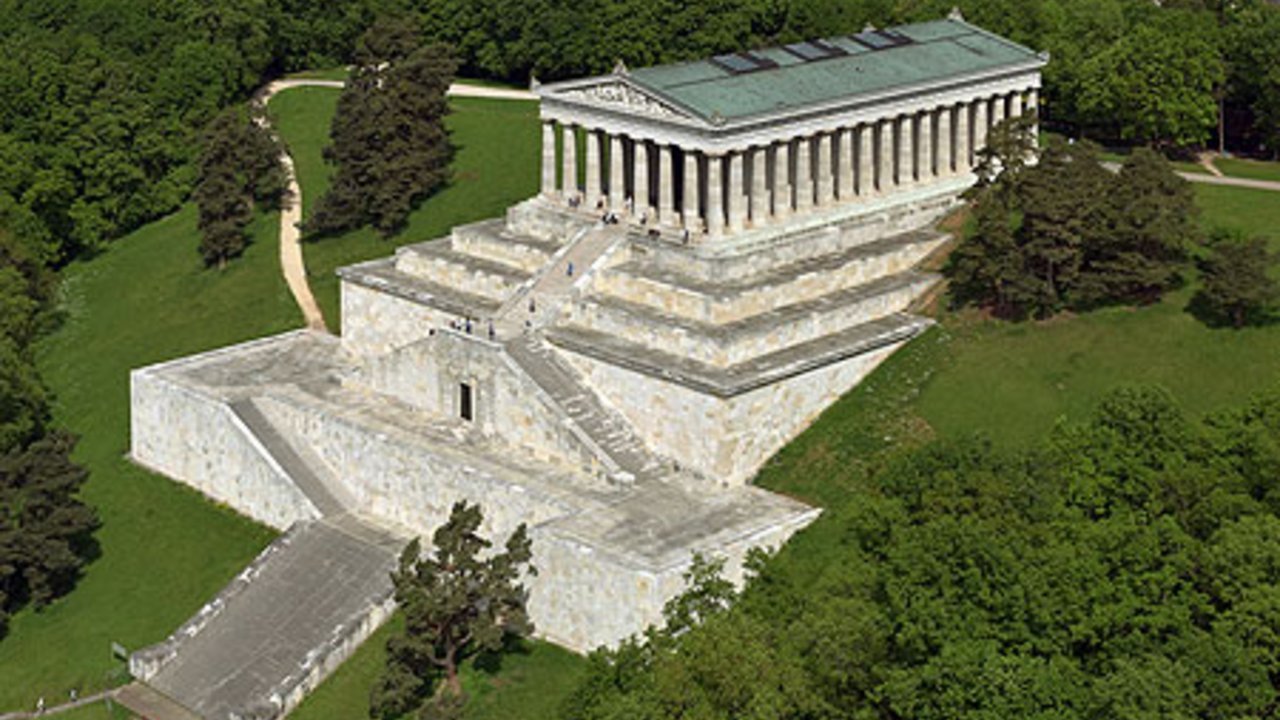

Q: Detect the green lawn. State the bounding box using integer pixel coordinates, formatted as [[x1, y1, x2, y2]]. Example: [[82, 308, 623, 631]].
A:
[[269, 88, 540, 328], [41, 698, 133, 719], [1212, 156, 1280, 183], [291, 616, 588, 720], [0, 208, 292, 710], [759, 181, 1280, 506]]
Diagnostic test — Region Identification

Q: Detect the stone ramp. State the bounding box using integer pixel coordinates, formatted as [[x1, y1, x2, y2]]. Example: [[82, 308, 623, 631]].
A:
[[136, 515, 404, 720], [495, 224, 625, 334], [229, 398, 353, 517], [116, 682, 202, 720], [505, 332, 666, 484]]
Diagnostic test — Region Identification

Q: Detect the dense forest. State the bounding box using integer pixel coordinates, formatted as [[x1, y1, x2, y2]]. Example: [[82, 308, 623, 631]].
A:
[[565, 386, 1280, 720]]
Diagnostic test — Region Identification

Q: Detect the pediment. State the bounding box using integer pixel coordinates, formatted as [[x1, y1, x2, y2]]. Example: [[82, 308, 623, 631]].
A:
[[558, 80, 695, 122]]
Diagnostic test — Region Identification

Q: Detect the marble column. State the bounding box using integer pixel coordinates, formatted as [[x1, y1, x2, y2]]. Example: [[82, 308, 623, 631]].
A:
[[815, 132, 833, 206], [956, 102, 971, 172], [896, 115, 913, 186], [919, 110, 933, 182], [877, 119, 894, 192], [972, 97, 989, 161], [1028, 88, 1040, 140], [608, 135, 624, 210], [794, 137, 813, 213], [541, 121, 557, 197], [936, 106, 952, 176], [658, 144, 674, 225], [774, 140, 791, 219], [682, 151, 698, 231], [837, 128, 853, 200], [706, 154, 723, 238], [585, 129, 602, 208], [727, 151, 745, 233], [857, 123, 874, 195], [562, 124, 577, 199], [991, 94, 1006, 132], [749, 146, 769, 226], [1008, 91, 1023, 119], [633, 139, 649, 220]]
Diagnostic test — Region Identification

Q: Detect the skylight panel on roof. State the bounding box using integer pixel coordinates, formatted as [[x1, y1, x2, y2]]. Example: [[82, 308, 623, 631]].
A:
[[851, 29, 913, 51], [710, 52, 777, 74], [782, 40, 846, 62]]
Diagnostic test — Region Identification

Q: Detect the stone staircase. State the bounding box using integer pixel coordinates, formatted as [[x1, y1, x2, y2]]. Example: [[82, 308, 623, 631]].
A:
[[134, 515, 403, 720], [552, 226, 947, 381], [505, 332, 666, 484], [229, 398, 354, 517]]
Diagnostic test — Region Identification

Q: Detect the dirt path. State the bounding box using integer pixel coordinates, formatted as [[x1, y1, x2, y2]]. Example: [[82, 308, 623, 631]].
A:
[[1102, 160, 1280, 193], [257, 78, 537, 333]]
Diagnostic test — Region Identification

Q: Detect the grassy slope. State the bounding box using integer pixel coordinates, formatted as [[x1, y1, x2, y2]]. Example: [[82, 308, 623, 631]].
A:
[[0, 209, 292, 708], [268, 88, 540, 327], [760, 182, 1280, 506]]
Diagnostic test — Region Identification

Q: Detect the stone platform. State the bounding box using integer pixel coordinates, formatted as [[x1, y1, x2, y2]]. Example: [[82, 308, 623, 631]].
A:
[[129, 152, 960, 719]]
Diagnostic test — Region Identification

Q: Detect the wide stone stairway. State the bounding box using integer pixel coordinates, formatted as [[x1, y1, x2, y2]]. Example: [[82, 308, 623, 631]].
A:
[[129, 514, 403, 720], [129, 389, 407, 720]]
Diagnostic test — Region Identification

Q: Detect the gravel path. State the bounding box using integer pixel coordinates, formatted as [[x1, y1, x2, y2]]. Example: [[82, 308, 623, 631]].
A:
[[257, 78, 537, 332]]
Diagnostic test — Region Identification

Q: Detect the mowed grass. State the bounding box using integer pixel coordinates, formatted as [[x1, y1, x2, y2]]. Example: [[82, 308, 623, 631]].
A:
[[290, 616, 588, 720], [1212, 156, 1280, 183], [269, 88, 540, 327], [761, 181, 1280, 505], [0, 208, 293, 709]]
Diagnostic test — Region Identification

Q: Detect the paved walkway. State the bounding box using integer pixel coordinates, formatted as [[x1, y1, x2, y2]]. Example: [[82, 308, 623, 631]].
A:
[[1102, 160, 1280, 193], [0, 690, 119, 720], [257, 77, 538, 333]]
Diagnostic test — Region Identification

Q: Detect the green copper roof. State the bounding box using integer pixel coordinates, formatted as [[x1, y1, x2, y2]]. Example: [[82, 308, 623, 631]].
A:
[[626, 18, 1043, 123]]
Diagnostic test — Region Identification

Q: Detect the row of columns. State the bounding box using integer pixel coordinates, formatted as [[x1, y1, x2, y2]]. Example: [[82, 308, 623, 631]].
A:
[[542, 88, 1037, 239]]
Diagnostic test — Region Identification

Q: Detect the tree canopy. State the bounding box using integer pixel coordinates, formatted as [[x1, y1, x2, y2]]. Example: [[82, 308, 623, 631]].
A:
[[307, 19, 457, 238], [564, 385, 1280, 720], [372, 500, 535, 719]]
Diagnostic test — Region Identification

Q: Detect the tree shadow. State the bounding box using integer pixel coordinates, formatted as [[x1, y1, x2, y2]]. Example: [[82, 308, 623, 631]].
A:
[[471, 634, 532, 676]]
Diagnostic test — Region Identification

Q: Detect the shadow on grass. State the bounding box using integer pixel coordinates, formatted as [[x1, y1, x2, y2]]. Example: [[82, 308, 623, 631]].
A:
[[471, 635, 534, 677]]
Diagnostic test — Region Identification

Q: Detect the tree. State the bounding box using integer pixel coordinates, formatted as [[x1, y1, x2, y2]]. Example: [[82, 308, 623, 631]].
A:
[[193, 104, 286, 268], [372, 500, 535, 718], [1075, 147, 1196, 306], [1195, 230, 1278, 327], [1016, 137, 1113, 315], [0, 431, 97, 624], [1076, 22, 1224, 148], [308, 19, 457, 237]]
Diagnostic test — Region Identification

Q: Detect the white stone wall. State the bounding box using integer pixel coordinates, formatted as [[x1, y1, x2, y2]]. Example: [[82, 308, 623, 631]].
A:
[[130, 370, 319, 531], [355, 331, 616, 479], [340, 280, 452, 358], [562, 341, 905, 485]]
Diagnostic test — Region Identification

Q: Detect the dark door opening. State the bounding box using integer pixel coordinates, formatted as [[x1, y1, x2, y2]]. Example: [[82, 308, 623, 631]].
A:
[[459, 382, 473, 421]]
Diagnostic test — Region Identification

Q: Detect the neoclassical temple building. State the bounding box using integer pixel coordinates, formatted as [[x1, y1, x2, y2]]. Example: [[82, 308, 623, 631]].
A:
[[127, 14, 1045, 719], [537, 13, 1042, 238]]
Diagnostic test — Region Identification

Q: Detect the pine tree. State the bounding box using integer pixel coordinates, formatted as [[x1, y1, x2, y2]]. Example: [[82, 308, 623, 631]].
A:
[[947, 194, 1028, 317], [1196, 230, 1278, 328], [194, 105, 286, 268], [1016, 138, 1114, 316], [1076, 147, 1196, 306], [0, 430, 97, 617], [372, 501, 535, 718], [309, 18, 457, 238]]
